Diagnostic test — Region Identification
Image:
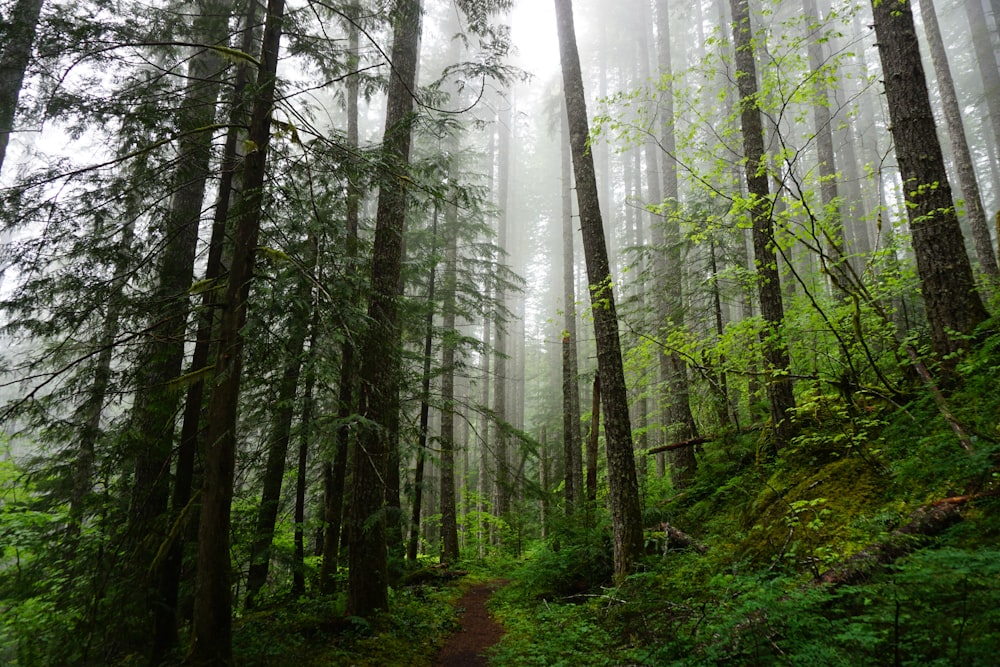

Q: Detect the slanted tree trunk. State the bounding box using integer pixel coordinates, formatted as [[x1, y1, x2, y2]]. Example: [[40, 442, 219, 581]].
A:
[[965, 0, 1000, 176], [729, 0, 796, 449], [347, 0, 422, 618], [186, 0, 286, 661], [0, 0, 43, 173], [917, 0, 999, 281], [554, 0, 644, 581], [871, 0, 990, 360], [560, 102, 583, 513]]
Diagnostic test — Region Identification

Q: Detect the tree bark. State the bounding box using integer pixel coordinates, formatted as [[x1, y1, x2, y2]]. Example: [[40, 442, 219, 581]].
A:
[[917, 0, 999, 281], [965, 0, 1000, 181], [0, 0, 43, 173], [439, 197, 460, 563], [408, 210, 438, 563], [319, 1, 362, 593], [560, 102, 583, 513], [655, 0, 699, 485], [347, 0, 422, 618], [730, 0, 796, 449], [871, 0, 990, 360], [554, 0, 644, 581], [492, 99, 512, 525], [244, 242, 315, 608], [186, 0, 285, 661]]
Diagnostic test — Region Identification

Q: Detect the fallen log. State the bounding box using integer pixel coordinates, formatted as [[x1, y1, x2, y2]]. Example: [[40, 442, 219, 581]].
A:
[[645, 521, 708, 555], [815, 500, 964, 586], [646, 436, 711, 455]]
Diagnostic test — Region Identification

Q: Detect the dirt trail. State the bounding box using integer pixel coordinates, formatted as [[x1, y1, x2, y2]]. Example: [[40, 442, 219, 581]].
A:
[[433, 580, 505, 666]]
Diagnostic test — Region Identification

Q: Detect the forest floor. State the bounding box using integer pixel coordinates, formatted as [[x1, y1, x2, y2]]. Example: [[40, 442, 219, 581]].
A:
[[432, 580, 506, 666]]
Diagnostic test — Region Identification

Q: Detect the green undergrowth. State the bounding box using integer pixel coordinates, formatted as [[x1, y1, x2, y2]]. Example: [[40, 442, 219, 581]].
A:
[[231, 564, 506, 667], [489, 330, 1000, 665]]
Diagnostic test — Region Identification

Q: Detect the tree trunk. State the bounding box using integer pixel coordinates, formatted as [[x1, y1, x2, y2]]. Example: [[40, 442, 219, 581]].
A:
[[554, 0, 644, 581], [917, 0, 999, 281], [163, 1, 260, 647], [408, 210, 438, 563], [347, 0, 422, 618], [0, 0, 43, 173], [655, 0, 699, 485], [439, 197, 460, 563], [803, 0, 848, 285], [186, 0, 285, 661], [729, 0, 796, 449], [560, 102, 583, 513], [871, 0, 990, 360], [319, 1, 362, 594], [125, 0, 235, 656], [586, 374, 600, 505], [292, 306, 319, 596], [965, 0, 1000, 180], [492, 98, 512, 526], [244, 242, 315, 608]]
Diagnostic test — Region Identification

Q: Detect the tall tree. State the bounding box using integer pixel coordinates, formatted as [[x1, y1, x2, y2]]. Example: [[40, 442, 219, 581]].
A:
[[347, 0, 423, 618], [654, 0, 698, 486], [439, 195, 460, 563], [319, 0, 364, 594], [244, 240, 315, 608], [917, 0, 999, 281], [964, 0, 1000, 176], [124, 0, 235, 654], [554, 0, 644, 580], [492, 98, 512, 523], [729, 0, 796, 448], [0, 0, 43, 173], [802, 0, 848, 283], [187, 0, 287, 661], [560, 101, 583, 512], [870, 0, 990, 359]]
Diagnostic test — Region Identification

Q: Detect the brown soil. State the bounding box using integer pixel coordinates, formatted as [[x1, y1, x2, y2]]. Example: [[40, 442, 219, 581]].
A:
[[433, 580, 506, 667]]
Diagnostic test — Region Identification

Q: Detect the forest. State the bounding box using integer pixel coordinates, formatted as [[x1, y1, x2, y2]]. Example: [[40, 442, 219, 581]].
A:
[[1, 0, 1000, 664]]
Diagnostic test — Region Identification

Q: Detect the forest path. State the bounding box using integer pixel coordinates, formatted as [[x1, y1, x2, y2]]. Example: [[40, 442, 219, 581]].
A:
[[433, 580, 506, 666]]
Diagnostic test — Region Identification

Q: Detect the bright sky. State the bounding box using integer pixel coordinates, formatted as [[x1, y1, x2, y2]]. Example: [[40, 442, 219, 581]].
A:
[[510, 1, 560, 82]]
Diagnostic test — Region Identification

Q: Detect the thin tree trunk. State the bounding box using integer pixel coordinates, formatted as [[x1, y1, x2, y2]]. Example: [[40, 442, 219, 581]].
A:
[[244, 242, 315, 608], [493, 99, 512, 524], [292, 305, 319, 596], [319, 1, 362, 593], [917, 0, 999, 281], [560, 102, 583, 513], [186, 0, 286, 660], [655, 0, 699, 484], [965, 0, 1000, 177], [803, 0, 848, 284], [554, 0, 644, 581], [729, 0, 796, 449], [439, 197, 460, 563], [408, 209, 438, 563], [586, 374, 600, 505], [347, 0, 422, 618]]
